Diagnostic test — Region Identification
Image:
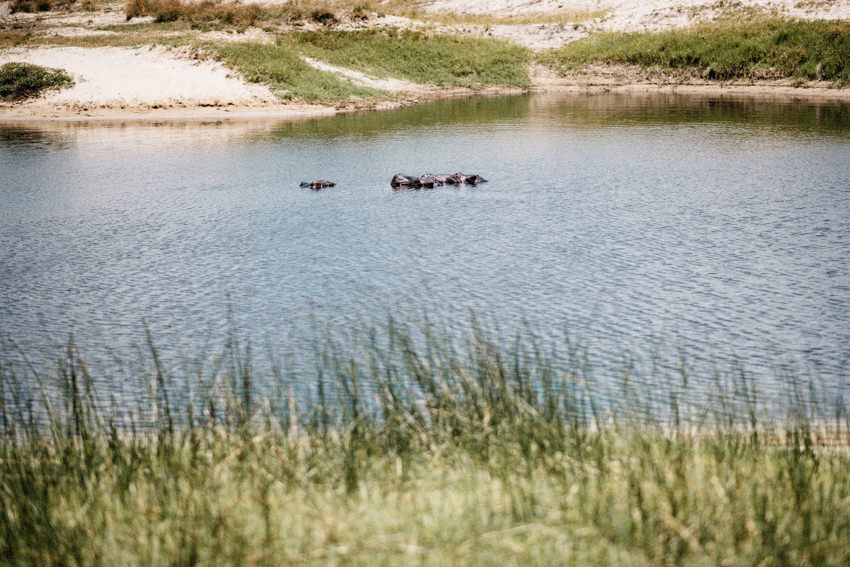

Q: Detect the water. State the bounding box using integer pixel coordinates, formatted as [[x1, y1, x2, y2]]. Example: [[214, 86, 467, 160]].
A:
[[1, 93, 849, 396]]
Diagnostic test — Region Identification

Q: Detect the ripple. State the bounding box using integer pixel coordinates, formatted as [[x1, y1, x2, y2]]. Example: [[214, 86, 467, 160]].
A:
[[1, 94, 849, 402]]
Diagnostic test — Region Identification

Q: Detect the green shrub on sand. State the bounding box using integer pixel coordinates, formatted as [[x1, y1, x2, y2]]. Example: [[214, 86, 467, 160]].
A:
[[0, 62, 74, 101]]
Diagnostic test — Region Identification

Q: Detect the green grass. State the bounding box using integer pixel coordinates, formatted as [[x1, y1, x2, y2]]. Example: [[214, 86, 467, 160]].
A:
[[0, 62, 74, 101], [539, 19, 850, 84], [286, 29, 531, 88], [207, 40, 383, 103], [1, 322, 849, 565]]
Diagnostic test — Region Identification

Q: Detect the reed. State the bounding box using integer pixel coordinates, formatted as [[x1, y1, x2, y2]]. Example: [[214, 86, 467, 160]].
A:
[[1, 321, 848, 565]]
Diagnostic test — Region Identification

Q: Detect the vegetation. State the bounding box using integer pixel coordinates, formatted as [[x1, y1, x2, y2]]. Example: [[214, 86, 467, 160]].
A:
[[125, 0, 265, 26], [0, 62, 74, 101], [9, 0, 82, 14], [538, 19, 850, 84], [122, 0, 382, 26], [286, 29, 531, 88], [1, 323, 848, 565], [207, 40, 383, 102], [418, 8, 608, 27]]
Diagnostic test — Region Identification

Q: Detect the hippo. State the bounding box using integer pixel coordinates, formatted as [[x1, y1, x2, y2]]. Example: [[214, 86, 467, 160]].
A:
[[442, 173, 487, 185], [460, 173, 488, 185], [390, 173, 420, 188], [300, 180, 336, 190], [417, 174, 440, 188], [391, 172, 488, 189]]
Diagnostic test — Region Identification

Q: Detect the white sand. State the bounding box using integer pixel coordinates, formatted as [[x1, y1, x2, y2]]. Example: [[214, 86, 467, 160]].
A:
[[0, 46, 277, 108], [425, 0, 850, 25], [425, 0, 850, 48]]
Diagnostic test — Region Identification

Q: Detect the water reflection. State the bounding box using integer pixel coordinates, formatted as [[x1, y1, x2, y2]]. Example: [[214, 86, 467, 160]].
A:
[[3, 93, 848, 148], [528, 93, 850, 134], [257, 94, 850, 141], [0, 124, 74, 150]]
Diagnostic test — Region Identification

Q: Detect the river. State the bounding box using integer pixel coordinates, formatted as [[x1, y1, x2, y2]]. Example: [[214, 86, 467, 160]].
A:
[[1, 93, 849, 401]]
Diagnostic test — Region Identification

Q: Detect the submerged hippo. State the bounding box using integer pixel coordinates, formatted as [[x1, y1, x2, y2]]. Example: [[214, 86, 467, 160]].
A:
[[390, 173, 420, 188], [390, 172, 488, 189], [300, 180, 336, 190], [459, 173, 487, 185], [436, 173, 488, 186]]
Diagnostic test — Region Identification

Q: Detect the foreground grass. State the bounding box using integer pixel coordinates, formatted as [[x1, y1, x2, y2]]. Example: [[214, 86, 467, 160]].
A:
[[0, 62, 73, 101], [2, 324, 849, 565], [539, 18, 850, 84]]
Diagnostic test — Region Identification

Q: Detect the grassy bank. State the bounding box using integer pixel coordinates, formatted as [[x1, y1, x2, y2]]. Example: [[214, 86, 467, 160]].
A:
[[2, 324, 848, 565], [207, 30, 529, 103], [208, 41, 383, 103], [538, 19, 850, 84], [285, 29, 530, 88]]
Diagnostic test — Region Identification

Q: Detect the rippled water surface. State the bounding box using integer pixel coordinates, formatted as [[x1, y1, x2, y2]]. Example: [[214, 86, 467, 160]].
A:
[[2, 94, 849, 390]]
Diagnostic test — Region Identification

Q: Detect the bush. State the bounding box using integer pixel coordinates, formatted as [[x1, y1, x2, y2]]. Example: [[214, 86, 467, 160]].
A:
[[10, 0, 80, 13], [0, 62, 74, 101], [125, 0, 263, 25]]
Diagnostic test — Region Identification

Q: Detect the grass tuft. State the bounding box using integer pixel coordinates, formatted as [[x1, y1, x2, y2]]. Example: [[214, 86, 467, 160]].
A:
[[0, 62, 74, 101]]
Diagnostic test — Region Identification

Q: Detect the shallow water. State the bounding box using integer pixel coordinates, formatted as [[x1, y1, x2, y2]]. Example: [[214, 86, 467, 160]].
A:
[[1, 94, 849, 395]]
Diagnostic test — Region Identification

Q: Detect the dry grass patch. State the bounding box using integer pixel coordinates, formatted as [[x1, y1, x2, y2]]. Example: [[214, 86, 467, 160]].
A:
[[125, 0, 265, 25], [122, 0, 414, 26], [420, 9, 609, 27]]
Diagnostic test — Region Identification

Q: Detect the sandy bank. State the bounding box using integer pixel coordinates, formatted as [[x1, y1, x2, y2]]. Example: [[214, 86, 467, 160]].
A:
[[0, 45, 287, 112], [530, 64, 850, 102], [426, 0, 850, 49], [1, 1, 849, 119]]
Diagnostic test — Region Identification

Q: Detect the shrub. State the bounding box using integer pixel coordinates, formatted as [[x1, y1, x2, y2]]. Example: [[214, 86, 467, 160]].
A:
[[125, 0, 263, 25], [0, 62, 74, 101]]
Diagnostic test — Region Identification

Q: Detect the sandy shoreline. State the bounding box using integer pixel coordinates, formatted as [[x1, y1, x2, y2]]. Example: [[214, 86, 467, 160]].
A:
[[1, 0, 849, 120], [2, 80, 848, 124]]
